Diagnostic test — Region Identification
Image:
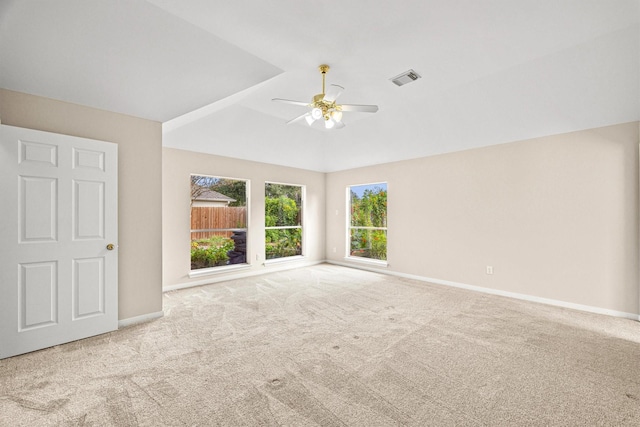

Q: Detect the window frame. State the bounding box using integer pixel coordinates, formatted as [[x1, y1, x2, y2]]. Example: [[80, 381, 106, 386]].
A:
[[264, 181, 305, 263], [189, 174, 251, 277], [345, 182, 388, 266]]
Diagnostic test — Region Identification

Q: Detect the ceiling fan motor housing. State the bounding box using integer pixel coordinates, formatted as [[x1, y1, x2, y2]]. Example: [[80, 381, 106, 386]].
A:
[[311, 94, 339, 121]]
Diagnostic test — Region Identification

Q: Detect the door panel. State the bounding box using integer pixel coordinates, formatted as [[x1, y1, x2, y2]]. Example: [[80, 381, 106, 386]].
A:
[[1, 125, 118, 359], [19, 261, 58, 330], [20, 139, 58, 166], [73, 257, 105, 319], [73, 147, 105, 170], [74, 180, 105, 239], [20, 176, 58, 242]]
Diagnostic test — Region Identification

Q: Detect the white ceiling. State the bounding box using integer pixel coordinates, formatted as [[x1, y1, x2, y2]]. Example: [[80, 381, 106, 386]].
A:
[[1, 0, 638, 172]]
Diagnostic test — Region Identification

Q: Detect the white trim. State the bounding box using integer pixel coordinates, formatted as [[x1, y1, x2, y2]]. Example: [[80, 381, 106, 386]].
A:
[[189, 263, 251, 278], [265, 179, 305, 187], [348, 181, 388, 191], [118, 311, 164, 328], [264, 181, 306, 260], [330, 259, 389, 272], [343, 256, 388, 267], [264, 255, 305, 265], [164, 260, 324, 292], [327, 261, 640, 321], [189, 174, 252, 267], [346, 181, 388, 264]]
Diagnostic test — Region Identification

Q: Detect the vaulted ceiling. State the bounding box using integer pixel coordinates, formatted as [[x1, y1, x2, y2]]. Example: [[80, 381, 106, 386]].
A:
[[1, 1, 638, 172]]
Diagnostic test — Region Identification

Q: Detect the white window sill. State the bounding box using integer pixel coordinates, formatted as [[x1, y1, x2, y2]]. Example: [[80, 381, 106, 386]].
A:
[[264, 255, 305, 265], [343, 256, 388, 267], [189, 263, 251, 278]]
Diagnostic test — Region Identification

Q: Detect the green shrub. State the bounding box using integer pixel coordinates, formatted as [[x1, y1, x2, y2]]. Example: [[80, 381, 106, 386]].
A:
[[265, 196, 299, 227], [191, 236, 235, 269], [265, 228, 301, 259], [265, 195, 301, 259], [349, 187, 387, 260], [370, 230, 387, 260]]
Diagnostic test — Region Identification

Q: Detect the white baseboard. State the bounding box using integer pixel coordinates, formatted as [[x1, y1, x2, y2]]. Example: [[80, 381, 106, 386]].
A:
[[163, 259, 324, 292], [328, 259, 389, 273], [327, 260, 640, 321], [118, 310, 164, 328]]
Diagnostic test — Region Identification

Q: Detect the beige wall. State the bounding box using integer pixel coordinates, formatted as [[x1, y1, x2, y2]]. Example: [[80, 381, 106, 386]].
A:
[[162, 147, 326, 288], [326, 122, 640, 316], [4, 86, 634, 319], [0, 89, 163, 321]]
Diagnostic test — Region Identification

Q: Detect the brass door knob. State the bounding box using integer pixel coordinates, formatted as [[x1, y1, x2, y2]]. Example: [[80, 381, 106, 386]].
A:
[[106, 244, 115, 250]]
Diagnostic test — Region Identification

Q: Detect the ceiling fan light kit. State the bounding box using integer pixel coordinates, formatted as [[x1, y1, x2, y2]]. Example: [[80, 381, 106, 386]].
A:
[[272, 64, 379, 130]]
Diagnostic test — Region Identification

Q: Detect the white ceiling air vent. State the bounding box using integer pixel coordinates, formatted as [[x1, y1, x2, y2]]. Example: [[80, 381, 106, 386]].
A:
[[390, 69, 421, 86]]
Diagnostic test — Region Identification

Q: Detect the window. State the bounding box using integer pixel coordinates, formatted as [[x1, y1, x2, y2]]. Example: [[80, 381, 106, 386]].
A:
[[190, 175, 248, 270], [348, 183, 387, 261], [265, 182, 303, 260]]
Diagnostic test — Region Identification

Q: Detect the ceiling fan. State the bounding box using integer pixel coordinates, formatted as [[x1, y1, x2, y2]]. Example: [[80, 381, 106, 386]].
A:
[[272, 64, 379, 130]]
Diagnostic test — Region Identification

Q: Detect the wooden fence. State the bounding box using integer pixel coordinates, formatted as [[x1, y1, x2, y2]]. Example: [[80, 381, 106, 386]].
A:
[[190, 206, 247, 240]]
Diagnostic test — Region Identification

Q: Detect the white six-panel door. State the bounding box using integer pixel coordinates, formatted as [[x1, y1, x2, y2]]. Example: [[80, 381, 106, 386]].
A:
[[0, 125, 118, 359]]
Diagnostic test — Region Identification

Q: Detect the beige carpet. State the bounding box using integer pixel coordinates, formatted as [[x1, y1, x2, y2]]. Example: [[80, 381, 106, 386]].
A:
[[1, 264, 640, 426]]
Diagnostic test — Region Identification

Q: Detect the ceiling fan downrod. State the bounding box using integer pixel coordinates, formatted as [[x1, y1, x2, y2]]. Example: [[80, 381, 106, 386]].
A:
[[319, 64, 329, 95]]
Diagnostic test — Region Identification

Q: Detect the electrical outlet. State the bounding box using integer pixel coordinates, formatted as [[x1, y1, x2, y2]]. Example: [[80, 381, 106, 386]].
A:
[[486, 266, 493, 275], [332, 247, 336, 253]]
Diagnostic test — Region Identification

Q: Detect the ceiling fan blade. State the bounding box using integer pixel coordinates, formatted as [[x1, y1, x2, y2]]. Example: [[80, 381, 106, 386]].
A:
[[339, 104, 379, 113], [323, 84, 344, 103], [272, 98, 310, 107], [286, 112, 311, 125]]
